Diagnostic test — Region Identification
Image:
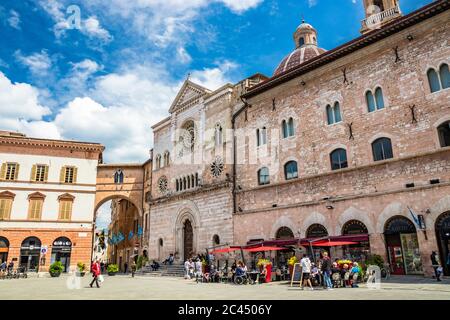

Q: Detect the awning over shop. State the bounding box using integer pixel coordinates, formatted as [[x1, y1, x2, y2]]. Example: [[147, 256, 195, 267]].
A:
[[210, 247, 241, 254], [311, 241, 358, 247], [244, 246, 286, 253], [299, 234, 369, 246]]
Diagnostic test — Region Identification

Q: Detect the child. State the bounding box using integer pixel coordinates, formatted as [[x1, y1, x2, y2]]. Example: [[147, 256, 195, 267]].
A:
[[436, 265, 443, 282]]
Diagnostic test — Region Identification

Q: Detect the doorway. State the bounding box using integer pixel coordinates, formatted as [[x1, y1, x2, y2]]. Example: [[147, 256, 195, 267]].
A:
[[183, 220, 193, 261], [20, 237, 41, 272], [51, 237, 72, 272], [435, 211, 450, 275], [0, 237, 9, 263], [384, 216, 422, 275]]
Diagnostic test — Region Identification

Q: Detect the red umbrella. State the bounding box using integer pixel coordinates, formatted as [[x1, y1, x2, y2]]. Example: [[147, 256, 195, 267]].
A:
[[311, 241, 358, 247], [210, 247, 241, 254], [244, 246, 286, 252]]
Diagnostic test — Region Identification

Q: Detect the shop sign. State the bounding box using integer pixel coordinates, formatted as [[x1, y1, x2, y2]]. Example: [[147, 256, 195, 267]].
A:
[[53, 240, 72, 247]]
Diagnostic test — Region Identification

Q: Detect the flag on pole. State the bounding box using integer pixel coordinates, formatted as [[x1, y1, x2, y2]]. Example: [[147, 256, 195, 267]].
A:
[[408, 206, 421, 228], [128, 231, 134, 240], [137, 225, 143, 237]]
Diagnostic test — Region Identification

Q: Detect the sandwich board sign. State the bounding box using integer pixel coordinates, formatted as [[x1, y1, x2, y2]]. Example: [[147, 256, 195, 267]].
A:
[[290, 263, 303, 287]]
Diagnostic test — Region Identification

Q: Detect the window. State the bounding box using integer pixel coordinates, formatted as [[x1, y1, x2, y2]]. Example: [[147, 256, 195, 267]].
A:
[[114, 170, 124, 184], [284, 161, 298, 180], [60, 166, 77, 184], [28, 193, 45, 220], [366, 87, 385, 112], [31, 165, 48, 182], [257, 127, 267, 146], [282, 118, 295, 138], [58, 194, 74, 221], [163, 151, 170, 167], [0, 163, 19, 181], [0, 192, 15, 220], [258, 167, 270, 185], [330, 148, 348, 170], [372, 137, 393, 161], [215, 124, 223, 146], [428, 64, 449, 93], [438, 121, 450, 148], [155, 154, 161, 169], [326, 102, 342, 124], [299, 37, 305, 47]]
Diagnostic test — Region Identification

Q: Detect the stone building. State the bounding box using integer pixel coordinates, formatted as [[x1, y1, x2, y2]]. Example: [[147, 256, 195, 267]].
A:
[[233, 0, 450, 276], [148, 76, 266, 263], [0, 131, 104, 273]]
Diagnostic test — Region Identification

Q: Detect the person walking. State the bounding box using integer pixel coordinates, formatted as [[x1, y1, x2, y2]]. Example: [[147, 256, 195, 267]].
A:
[[131, 260, 137, 278], [194, 258, 203, 283], [300, 254, 313, 290], [321, 252, 333, 290], [431, 251, 440, 280], [90, 260, 101, 288], [124, 262, 128, 274]]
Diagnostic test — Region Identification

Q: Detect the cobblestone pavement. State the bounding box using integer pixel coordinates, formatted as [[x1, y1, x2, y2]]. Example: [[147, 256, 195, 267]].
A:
[[0, 274, 449, 300]]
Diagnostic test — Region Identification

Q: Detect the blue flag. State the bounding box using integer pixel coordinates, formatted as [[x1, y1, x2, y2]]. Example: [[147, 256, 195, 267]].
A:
[[128, 231, 134, 240], [137, 225, 143, 237], [118, 231, 125, 242]]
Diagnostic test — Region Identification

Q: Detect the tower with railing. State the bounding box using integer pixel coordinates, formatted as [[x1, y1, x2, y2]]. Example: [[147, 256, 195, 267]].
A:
[[360, 0, 402, 34]]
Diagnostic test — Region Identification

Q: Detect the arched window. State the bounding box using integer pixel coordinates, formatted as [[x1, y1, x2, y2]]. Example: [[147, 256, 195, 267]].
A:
[[282, 118, 295, 138], [183, 177, 186, 190], [373, 0, 384, 11], [258, 167, 270, 185], [326, 102, 342, 124], [306, 224, 328, 238], [438, 121, 450, 148], [330, 148, 348, 170], [284, 161, 298, 180], [215, 124, 223, 146], [428, 68, 441, 93], [439, 64, 450, 89], [114, 170, 124, 184], [163, 151, 170, 167], [342, 220, 368, 235], [299, 37, 305, 47], [374, 87, 385, 109], [256, 129, 260, 146], [372, 137, 393, 161], [261, 127, 267, 145], [212, 234, 220, 245], [155, 154, 161, 169], [176, 179, 179, 192], [275, 227, 294, 239], [366, 91, 376, 112]]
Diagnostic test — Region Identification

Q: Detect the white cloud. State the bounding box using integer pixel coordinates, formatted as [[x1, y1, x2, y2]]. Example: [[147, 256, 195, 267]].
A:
[[219, 0, 263, 13], [176, 47, 192, 64], [190, 60, 238, 90], [14, 50, 52, 74], [308, 0, 318, 8], [82, 16, 113, 42], [8, 10, 21, 29]]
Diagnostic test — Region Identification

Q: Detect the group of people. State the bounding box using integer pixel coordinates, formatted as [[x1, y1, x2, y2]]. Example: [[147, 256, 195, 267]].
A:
[[299, 252, 361, 290], [431, 251, 450, 282], [0, 260, 15, 277]]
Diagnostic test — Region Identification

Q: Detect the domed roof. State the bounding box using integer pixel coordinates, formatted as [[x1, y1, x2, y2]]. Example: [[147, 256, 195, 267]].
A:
[[296, 22, 314, 30], [274, 46, 326, 76]]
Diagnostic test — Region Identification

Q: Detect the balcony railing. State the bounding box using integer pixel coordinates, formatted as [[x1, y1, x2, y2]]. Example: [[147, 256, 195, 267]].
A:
[[361, 4, 401, 30]]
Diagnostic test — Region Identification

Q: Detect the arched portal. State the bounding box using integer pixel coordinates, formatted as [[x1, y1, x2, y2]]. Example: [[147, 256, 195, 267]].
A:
[[275, 226, 295, 268], [435, 211, 450, 275], [51, 237, 72, 272], [0, 236, 9, 263], [20, 236, 41, 272], [384, 216, 422, 275], [341, 220, 370, 261], [183, 220, 194, 261]]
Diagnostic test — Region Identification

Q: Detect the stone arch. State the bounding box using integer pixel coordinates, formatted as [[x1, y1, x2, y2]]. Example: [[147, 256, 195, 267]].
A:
[[427, 195, 450, 231], [94, 194, 142, 220], [174, 200, 201, 261], [336, 206, 375, 235], [376, 201, 410, 234], [270, 215, 297, 239], [300, 211, 330, 238]]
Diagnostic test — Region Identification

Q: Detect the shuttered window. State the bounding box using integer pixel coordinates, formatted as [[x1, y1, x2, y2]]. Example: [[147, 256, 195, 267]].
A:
[[60, 166, 77, 184], [2, 163, 19, 181], [58, 200, 73, 220], [31, 165, 48, 182], [0, 198, 13, 220], [28, 199, 43, 220]]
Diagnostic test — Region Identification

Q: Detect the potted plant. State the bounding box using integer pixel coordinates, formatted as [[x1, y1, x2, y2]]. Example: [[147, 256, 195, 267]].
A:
[[76, 262, 86, 277], [107, 264, 119, 276], [287, 256, 298, 276], [49, 261, 64, 277], [256, 258, 273, 283]]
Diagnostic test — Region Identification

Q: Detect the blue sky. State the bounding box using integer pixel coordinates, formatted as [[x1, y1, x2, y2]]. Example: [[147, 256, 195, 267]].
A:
[[0, 0, 433, 163]]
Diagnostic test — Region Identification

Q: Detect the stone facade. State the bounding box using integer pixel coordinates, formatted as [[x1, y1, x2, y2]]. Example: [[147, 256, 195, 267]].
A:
[[234, 2, 450, 276]]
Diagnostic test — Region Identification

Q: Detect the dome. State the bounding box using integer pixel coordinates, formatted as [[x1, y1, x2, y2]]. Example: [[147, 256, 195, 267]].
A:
[[274, 46, 326, 76], [273, 19, 326, 76]]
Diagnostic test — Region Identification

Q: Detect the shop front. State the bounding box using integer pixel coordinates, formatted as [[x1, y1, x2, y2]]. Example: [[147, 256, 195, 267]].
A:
[[20, 237, 42, 272], [435, 211, 450, 276], [0, 236, 9, 263], [274, 227, 295, 268], [51, 237, 72, 272], [341, 220, 370, 262], [384, 216, 422, 275], [305, 224, 329, 261]]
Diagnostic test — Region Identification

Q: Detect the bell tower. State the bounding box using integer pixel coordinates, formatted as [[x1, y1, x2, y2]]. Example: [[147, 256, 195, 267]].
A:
[[293, 19, 318, 49], [360, 0, 402, 34]]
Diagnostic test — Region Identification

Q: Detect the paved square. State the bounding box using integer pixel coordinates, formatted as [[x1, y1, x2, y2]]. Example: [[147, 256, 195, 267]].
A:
[[0, 275, 449, 300]]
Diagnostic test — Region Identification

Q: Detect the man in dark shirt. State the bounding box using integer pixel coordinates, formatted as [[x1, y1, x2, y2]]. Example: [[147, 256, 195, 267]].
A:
[[321, 252, 333, 290], [430, 251, 440, 281]]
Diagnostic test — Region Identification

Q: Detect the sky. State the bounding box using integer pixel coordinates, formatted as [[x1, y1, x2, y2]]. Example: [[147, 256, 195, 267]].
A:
[[0, 0, 433, 164]]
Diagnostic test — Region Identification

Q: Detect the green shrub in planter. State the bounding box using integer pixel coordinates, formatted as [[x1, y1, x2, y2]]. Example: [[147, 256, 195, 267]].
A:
[[76, 262, 86, 276], [107, 264, 119, 275], [136, 255, 149, 270], [49, 261, 64, 277]]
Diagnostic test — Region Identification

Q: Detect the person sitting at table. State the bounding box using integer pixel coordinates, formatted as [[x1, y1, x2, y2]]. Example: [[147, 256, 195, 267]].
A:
[[350, 262, 360, 288], [310, 263, 321, 286]]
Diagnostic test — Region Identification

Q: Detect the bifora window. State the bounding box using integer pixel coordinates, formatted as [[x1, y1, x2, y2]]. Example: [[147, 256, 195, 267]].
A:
[[258, 167, 270, 185], [284, 161, 298, 180], [330, 148, 348, 170], [372, 137, 393, 161], [366, 87, 385, 112], [438, 121, 450, 148], [282, 118, 295, 138], [427, 63, 450, 93], [326, 102, 342, 125]]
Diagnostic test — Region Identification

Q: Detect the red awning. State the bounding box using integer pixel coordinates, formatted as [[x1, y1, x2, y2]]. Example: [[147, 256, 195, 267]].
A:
[[210, 247, 241, 254], [244, 246, 286, 252], [311, 241, 358, 247]]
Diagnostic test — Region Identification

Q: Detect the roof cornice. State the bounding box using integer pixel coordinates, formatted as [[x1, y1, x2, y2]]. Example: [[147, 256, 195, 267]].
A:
[[0, 136, 105, 153], [242, 0, 449, 99]]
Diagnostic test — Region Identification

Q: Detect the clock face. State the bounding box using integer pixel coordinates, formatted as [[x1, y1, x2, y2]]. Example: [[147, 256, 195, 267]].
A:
[[158, 176, 168, 194], [210, 156, 224, 178]]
